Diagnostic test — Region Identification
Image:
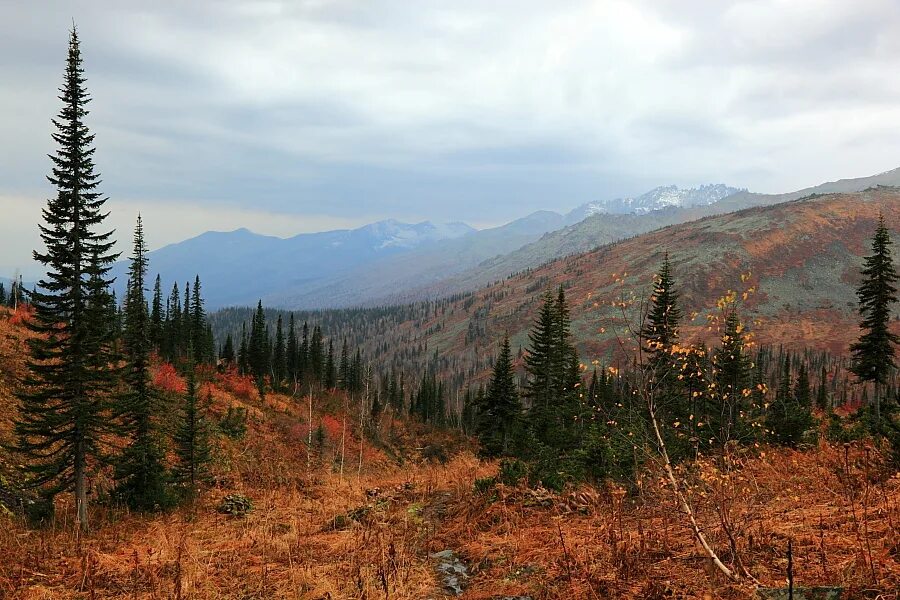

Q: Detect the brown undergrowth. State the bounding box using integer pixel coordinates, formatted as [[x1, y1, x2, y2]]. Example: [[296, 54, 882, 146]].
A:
[[1, 309, 899, 599]]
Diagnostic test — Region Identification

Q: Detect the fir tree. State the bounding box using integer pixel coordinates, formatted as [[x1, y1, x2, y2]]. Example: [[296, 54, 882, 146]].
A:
[[286, 315, 298, 383], [0, 282, 6, 305], [14, 28, 119, 531], [816, 365, 829, 410], [850, 214, 899, 420], [643, 252, 682, 375], [150, 274, 163, 350], [324, 340, 336, 389], [477, 335, 521, 456], [164, 281, 181, 361], [248, 301, 268, 397], [712, 308, 752, 444], [220, 334, 236, 365], [115, 216, 168, 510], [273, 314, 286, 387], [309, 325, 324, 385], [338, 339, 350, 390], [172, 362, 212, 496], [523, 291, 557, 410], [189, 276, 209, 362], [795, 364, 812, 408], [237, 323, 249, 374]]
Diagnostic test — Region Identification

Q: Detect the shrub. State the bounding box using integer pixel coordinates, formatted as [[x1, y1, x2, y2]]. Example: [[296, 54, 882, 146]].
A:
[[473, 476, 497, 496], [219, 406, 248, 439], [421, 444, 449, 464], [498, 458, 527, 486], [218, 493, 253, 517]]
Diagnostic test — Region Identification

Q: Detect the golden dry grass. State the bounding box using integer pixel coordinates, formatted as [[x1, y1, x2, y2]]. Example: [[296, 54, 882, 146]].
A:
[[1, 309, 899, 599]]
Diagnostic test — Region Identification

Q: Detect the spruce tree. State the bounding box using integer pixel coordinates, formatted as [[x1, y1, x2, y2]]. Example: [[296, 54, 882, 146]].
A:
[[150, 274, 163, 351], [220, 334, 236, 365], [324, 340, 336, 389], [712, 308, 752, 444], [273, 314, 286, 387], [14, 28, 119, 531], [338, 339, 350, 390], [115, 216, 168, 510], [309, 325, 324, 385], [248, 300, 268, 397], [0, 282, 6, 305], [816, 365, 829, 410], [643, 252, 682, 374], [172, 362, 212, 496], [523, 291, 557, 410], [189, 276, 208, 362], [164, 282, 181, 361], [850, 214, 899, 420], [477, 335, 521, 456], [286, 315, 298, 384]]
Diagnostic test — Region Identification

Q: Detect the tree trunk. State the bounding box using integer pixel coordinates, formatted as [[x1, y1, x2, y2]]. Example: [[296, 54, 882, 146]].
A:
[[74, 437, 88, 533], [648, 400, 736, 581]]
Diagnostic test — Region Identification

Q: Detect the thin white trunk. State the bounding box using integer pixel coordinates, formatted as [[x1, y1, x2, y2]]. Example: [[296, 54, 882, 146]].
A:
[[648, 400, 736, 581]]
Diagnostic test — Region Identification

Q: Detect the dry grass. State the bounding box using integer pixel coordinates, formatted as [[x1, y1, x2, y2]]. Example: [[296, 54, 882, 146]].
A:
[[1, 309, 899, 599], [2, 443, 897, 599]]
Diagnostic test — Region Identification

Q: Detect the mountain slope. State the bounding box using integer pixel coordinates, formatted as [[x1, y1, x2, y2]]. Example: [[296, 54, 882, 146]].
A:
[[218, 189, 898, 390], [111, 220, 475, 308], [378, 171, 900, 305], [127, 168, 900, 310], [262, 210, 566, 308], [565, 183, 743, 222]]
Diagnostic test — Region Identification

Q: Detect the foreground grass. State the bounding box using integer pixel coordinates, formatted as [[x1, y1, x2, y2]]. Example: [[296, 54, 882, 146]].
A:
[[1, 442, 898, 599]]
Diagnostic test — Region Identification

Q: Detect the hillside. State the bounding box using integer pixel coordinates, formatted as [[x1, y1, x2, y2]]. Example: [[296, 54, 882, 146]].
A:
[[2, 305, 899, 598], [384, 170, 900, 304], [210, 188, 900, 394]]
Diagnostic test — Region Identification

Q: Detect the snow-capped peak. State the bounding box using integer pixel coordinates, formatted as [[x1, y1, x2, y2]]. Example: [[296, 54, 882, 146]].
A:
[[566, 184, 744, 223]]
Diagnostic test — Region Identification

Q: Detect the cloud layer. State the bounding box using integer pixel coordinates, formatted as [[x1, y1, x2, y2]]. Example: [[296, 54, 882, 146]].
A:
[[2, 0, 900, 275]]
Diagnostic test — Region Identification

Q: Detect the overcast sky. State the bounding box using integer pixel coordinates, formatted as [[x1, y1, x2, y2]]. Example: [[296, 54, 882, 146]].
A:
[[3, 0, 900, 277]]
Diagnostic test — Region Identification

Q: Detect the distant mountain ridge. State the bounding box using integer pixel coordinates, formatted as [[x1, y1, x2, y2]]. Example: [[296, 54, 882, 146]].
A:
[[118, 167, 900, 309], [564, 183, 743, 223], [110, 218, 475, 307]]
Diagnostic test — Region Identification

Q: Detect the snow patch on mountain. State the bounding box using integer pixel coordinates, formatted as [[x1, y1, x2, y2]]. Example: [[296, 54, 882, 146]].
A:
[[362, 219, 476, 250], [567, 184, 744, 223]]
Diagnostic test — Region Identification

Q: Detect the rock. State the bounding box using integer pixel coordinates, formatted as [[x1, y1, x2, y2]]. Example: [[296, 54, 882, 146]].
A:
[[755, 587, 842, 600], [429, 549, 469, 596]]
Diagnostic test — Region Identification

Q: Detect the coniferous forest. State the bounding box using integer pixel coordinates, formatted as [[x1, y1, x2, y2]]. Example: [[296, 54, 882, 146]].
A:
[[2, 21, 900, 600]]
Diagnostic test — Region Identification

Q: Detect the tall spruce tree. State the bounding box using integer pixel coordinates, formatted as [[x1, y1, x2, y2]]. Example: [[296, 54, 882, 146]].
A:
[[477, 335, 521, 456], [220, 334, 236, 365], [172, 361, 212, 496], [643, 252, 682, 374], [115, 216, 168, 510], [248, 301, 268, 397], [286, 315, 298, 384], [324, 340, 336, 390], [712, 308, 752, 445], [189, 276, 210, 362], [149, 274, 163, 351], [850, 214, 899, 420], [14, 28, 119, 531], [523, 291, 557, 410], [273, 314, 286, 387]]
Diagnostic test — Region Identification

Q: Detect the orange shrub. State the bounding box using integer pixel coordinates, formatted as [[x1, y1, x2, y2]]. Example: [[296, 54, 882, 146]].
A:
[[215, 367, 257, 401], [8, 304, 34, 326], [153, 362, 186, 394]]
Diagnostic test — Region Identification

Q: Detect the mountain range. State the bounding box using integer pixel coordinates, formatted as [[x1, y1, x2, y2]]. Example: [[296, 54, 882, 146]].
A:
[[210, 186, 900, 390], [111, 168, 900, 309]]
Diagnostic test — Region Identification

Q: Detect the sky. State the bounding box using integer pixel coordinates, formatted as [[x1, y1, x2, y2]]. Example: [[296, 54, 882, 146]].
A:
[[2, 0, 900, 277]]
